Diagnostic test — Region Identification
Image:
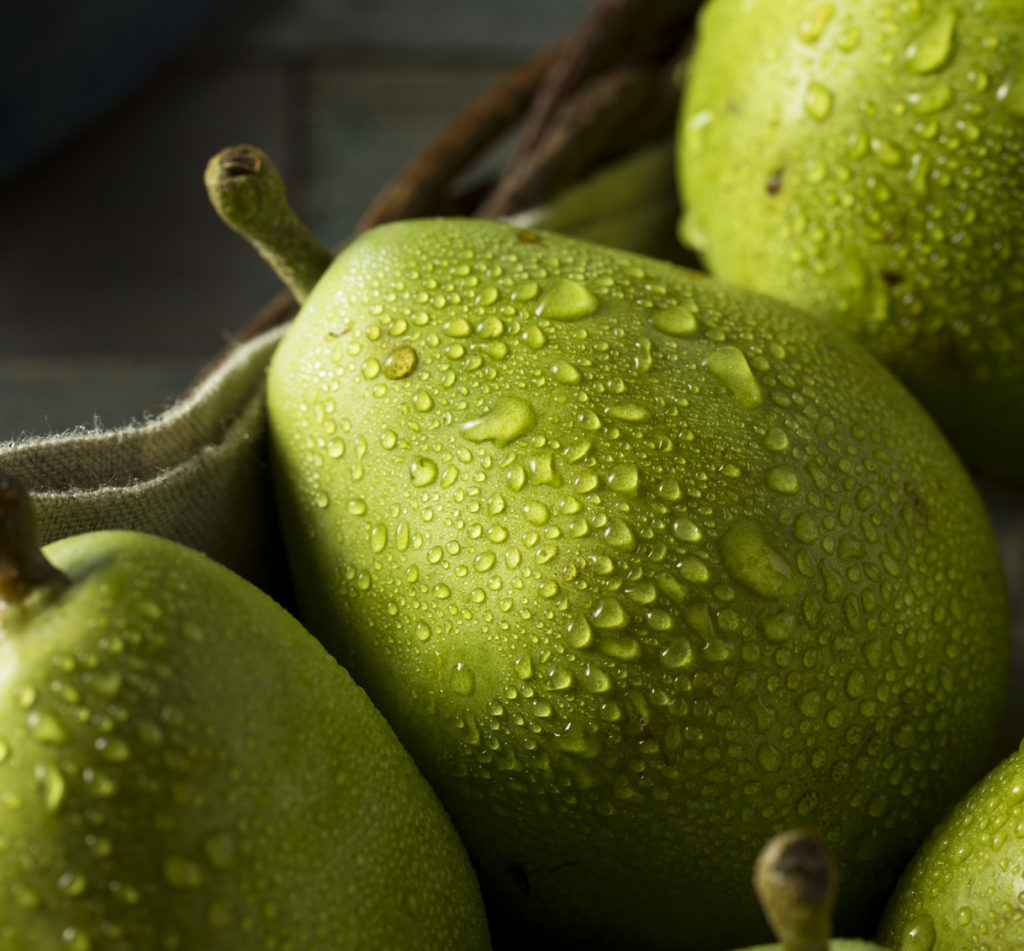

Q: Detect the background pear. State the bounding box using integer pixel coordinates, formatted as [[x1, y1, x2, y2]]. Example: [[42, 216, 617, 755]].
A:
[[0, 473, 491, 951], [676, 0, 1024, 481], [877, 739, 1024, 950], [207, 146, 1011, 950]]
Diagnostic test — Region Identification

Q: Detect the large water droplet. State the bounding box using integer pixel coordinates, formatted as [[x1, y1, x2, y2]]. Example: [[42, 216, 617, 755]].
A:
[[651, 304, 698, 336], [720, 521, 802, 598], [797, 3, 834, 43], [461, 396, 537, 447], [905, 7, 957, 73], [901, 913, 937, 951], [163, 855, 204, 889], [804, 82, 833, 120], [410, 457, 438, 487], [450, 664, 475, 696], [384, 345, 418, 378], [534, 278, 599, 320], [997, 69, 1024, 117], [703, 346, 763, 408]]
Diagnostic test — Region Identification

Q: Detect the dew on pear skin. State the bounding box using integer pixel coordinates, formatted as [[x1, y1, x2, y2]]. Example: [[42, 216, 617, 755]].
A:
[[163, 855, 204, 889], [27, 709, 69, 745], [702, 346, 764, 408], [410, 457, 438, 487], [534, 278, 599, 320], [550, 359, 582, 384], [905, 6, 957, 74], [900, 913, 937, 950], [461, 396, 537, 447], [651, 305, 698, 336], [804, 82, 834, 120], [796, 3, 834, 44], [720, 520, 802, 598], [997, 70, 1024, 118], [384, 345, 418, 378]]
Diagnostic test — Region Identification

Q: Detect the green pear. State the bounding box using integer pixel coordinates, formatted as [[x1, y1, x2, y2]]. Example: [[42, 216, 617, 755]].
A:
[[676, 0, 1024, 480], [206, 146, 1010, 950], [876, 739, 1024, 950], [731, 829, 892, 951], [0, 472, 491, 950]]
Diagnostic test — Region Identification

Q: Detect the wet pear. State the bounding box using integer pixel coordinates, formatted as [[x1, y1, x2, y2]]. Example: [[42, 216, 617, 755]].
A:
[[0, 473, 491, 951], [677, 0, 1024, 480], [207, 146, 1010, 950], [877, 740, 1024, 950]]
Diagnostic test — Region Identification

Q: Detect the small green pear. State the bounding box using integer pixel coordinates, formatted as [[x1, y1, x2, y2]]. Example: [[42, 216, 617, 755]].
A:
[[877, 740, 1024, 950], [677, 0, 1024, 480], [207, 146, 1010, 950], [731, 829, 892, 951], [0, 472, 491, 950]]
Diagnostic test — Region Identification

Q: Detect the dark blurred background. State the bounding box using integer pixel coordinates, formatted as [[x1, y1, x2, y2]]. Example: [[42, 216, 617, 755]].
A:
[[0, 0, 594, 439]]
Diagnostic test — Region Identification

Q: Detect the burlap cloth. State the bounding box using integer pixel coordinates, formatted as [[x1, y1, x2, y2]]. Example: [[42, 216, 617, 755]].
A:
[[0, 326, 288, 594]]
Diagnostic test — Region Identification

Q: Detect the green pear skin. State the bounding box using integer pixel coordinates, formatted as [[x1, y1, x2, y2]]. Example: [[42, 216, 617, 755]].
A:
[[0, 528, 491, 951], [877, 740, 1024, 950], [677, 0, 1024, 480], [266, 218, 1010, 950]]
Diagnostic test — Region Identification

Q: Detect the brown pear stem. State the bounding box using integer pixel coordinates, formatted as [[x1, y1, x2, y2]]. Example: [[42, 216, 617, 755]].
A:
[[0, 473, 69, 605], [752, 830, 838, 951], [204, 145, 333, 304]]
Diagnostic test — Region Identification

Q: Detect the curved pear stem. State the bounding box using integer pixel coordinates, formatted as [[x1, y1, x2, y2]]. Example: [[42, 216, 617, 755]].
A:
[[204, 144, 333, 304], [0, 472, 69, 606], [752, 829, 838, 951]]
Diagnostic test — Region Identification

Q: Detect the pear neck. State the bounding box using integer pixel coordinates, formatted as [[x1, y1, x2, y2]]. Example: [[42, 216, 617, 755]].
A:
[[0, 473, 69, 608], [204, 144, 333, 304]]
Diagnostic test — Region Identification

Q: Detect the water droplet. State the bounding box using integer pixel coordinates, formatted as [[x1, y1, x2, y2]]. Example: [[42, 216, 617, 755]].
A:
[[163, 855, 204, 888], [591, 597, 629, 630], [27, 710, 68, 745], [909, 80, 953, 114], [672, 517, 702, 543], [651, 303, 699, 337], [604, 519, 636, 550], [461, 396, 537, 447], [60, 927, 91, 950], [901, 913, 936, 951], [36, 763, 66, 812], [556, 721, 602, 758], [450, 664, 475, 695], [384, 345, 417, 378], [550, 359, 582, 384], [905, 7, 957, 73], [606, 401, 652, 422], [409, 456, 438, 486], [442, 317, 473, 338], [95, 736, 130, 763], [763, 611, 796, 642], [534, 278, 599, 320], [997, 70, 1024, 117], [804, 82, 833, 120], [757, 743, 783, 772], [797, 3, 834, 43], [202, 832, 237, 870], [370, 523, 388, 553], [766, 466, 800, 494], [720, 521, 802, 598], [703, 346, 763, 408], [57, 870, 87, 896], [661, 637, 694, 669]]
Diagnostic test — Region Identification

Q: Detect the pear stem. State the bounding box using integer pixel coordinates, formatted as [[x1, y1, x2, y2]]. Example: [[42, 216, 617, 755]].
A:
[[0, 473, 69, 606], [204, 145, 333, 304], [752, 829, 838, 951]]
